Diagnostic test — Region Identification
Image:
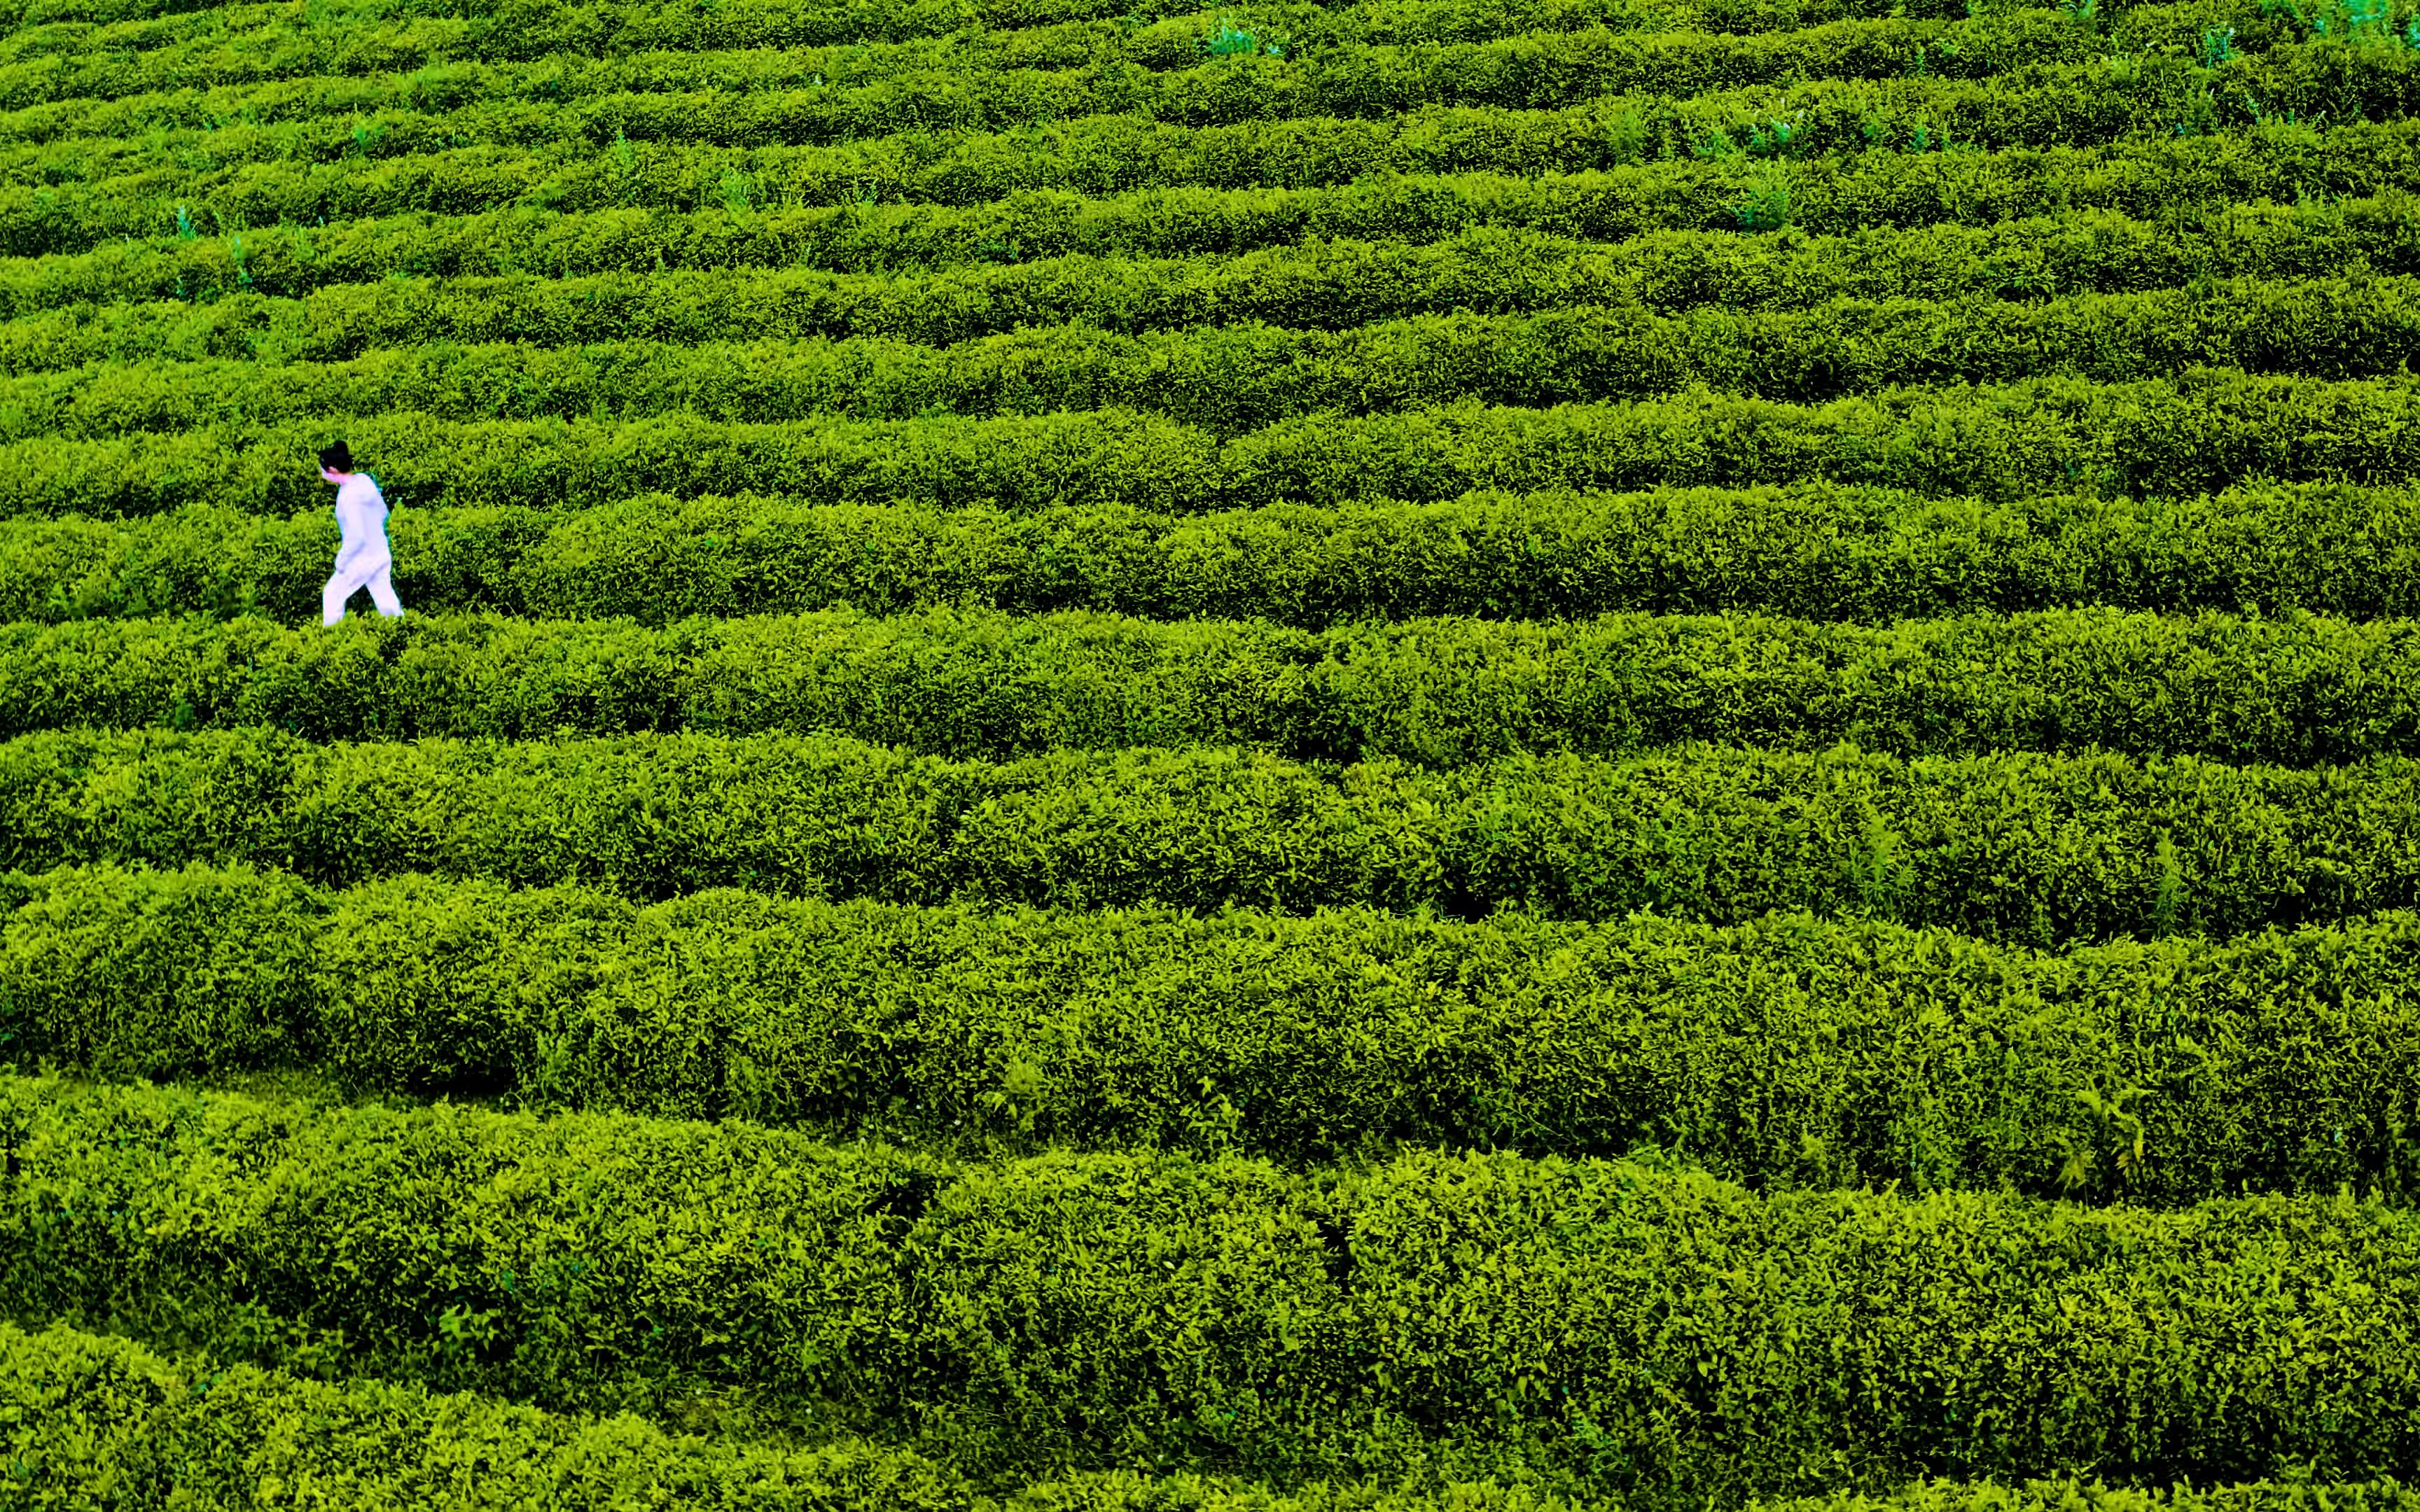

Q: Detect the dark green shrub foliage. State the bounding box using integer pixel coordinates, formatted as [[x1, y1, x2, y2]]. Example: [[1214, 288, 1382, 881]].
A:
[[15, 279, 2420, 432], [12, 1320, 2414, 1512], [11, 195, 2412, 314], [0, 729, 2412, 943], [7, 862, 2420, 1200], [14, 0, 2420, 1494], [0, 860, 321, 1079], [1, 605, 2416, 766], [11, 481, 2420, 629], [0, 1322, 968, 1511], [5, 1077, 2420, 1503], [11, 372, 2420, 522], [9, 102, 2420, 258], [4, 10, 2015, 125]]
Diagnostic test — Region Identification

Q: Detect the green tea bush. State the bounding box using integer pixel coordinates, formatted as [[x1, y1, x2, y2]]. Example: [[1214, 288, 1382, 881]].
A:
[[1212, 371, 2420, 505], [0, 1321, 971, 1510], [6, 0, 2211, 136], [0, 860, 322, 1079], [14, 1318, 2412, 1512], [13, 0, 2420, 1494], [12, 278, 2420, 430], [25, 5, 2410, 183], [6, 1077, 2420, 1502], [0, 408, 1214, 519], [0, 728, 2411, 941], [0, 15, 1718, 141], [11, 104, 2420, 259], [4, 605, 2419, 768], [10, 480, 2419, 629], [4, 0, 1929, 94], [0, 20, 2092, 150], [46, 0, 1976, 43], [8, 862, 2420, 1198], [7, 370, 2420, 519], [8, 189, 2405, 312], [14, 0, 1109, 45]]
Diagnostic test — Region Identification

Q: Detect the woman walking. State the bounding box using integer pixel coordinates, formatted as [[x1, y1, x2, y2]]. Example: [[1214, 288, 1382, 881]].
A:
[[317, 440, 405, 626]]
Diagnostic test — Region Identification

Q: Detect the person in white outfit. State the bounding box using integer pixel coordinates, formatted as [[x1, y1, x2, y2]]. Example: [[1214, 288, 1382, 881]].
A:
[[317, 440, 405, 626]]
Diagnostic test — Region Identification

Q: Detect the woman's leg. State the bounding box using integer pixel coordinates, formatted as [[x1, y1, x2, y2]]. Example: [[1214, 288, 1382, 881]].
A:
[[321, 570, 357, 626], [322, 554, 387, 625], [366, 564, 405, 618]]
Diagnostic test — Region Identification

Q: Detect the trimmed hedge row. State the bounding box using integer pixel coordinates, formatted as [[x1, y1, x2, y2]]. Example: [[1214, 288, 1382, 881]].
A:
[[5, 0, 1174, 52], [15, 0, 1942, 48], [0, 1322, 971, 1511], [17, 281, 2420, 433], [8, 860, 2420, 1200], [22, 9, 2398, 172], [7, 606, 2420, 769], [0, 727, 2412, 942], [8, 1322, 2419, 1512], [13, 371, 2420, 519], [2, 0, 1934, 104], [0, 408, 1211, 519], [12, 103, 2420, 260], [0, 4, 1863, 137], [22, 25, 2194, 200], [14, 480, 2420, 629], [7, 194, 2416, 323], [5, 17, 2098, 165], [6, 1075, 2420, 1502]]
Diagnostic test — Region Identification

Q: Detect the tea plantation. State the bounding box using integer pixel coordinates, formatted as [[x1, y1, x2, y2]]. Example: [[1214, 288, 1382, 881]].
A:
[[8, 0, 2420, 1503]]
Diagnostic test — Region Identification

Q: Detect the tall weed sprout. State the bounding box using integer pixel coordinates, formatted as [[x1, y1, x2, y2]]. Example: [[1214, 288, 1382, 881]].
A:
[[1203, 14, 1289, 57]]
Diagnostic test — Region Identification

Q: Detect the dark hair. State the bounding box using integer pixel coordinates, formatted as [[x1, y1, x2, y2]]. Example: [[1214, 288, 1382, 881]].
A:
[[317, 441, 354, 473]]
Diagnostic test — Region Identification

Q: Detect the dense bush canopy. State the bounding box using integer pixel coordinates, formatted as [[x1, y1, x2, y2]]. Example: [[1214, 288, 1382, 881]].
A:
[[8, 0, 2420, 1499]]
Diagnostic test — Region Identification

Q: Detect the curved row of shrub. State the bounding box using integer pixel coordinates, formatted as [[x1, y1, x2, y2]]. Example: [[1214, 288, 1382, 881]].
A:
[[20, 282, 2420, 435], [7, 1074, 2419, 1501], [6, 0, 1191, 54], [0, 1321, 1766, 1512], [9, 860, 2419, 1199], [5, 1320, 971, 1512], [34, 3, 2272, 130], [6, 2, 1923, 134], [20, 481, 2417, 630], [25, 60, 2396, 198], [0, 727, 2411, 941], [12, 373, 2420, 520], [7, 0, 1948, 57], [5, 0, 1939, 107], [18, 11, 2395, 162], [4, 66, 2116, 214], [12, 104, 2416, 260], [8, 606, 2419, 768], [0, 0, 1165, 88], [8, 1319, 2418, 1512], [9, 15, 2113, 163], [32, 20, 2257, 183], [8, 195, 2410, 325]]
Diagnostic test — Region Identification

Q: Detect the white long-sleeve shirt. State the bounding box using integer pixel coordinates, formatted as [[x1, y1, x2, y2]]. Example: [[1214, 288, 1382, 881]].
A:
[[333, 472, 391, 570]]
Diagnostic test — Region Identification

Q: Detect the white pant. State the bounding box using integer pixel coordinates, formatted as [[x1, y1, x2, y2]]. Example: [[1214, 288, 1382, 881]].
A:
[[323, 552, 404, 626]]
